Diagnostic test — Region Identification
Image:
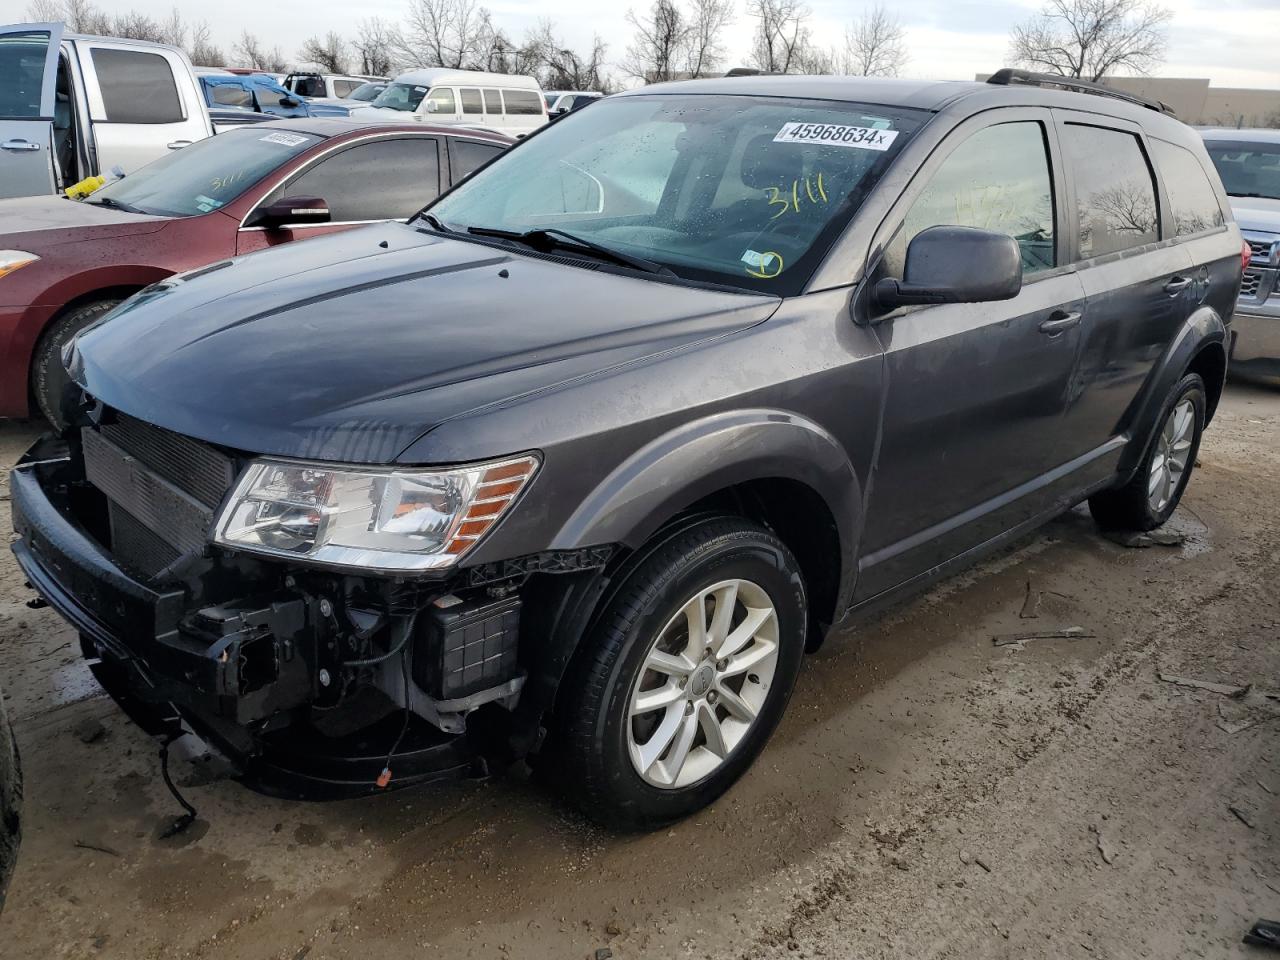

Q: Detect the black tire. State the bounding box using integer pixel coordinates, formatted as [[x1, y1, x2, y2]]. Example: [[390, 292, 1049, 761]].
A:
[[32, 298, 120, 428], [0, 691, 21, 915], [556, 516, 807, 830], [1089, 372, 1206, 531]]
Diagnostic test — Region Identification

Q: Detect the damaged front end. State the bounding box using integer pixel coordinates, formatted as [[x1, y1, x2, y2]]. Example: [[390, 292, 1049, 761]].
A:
[[10, 406, 586, 798]]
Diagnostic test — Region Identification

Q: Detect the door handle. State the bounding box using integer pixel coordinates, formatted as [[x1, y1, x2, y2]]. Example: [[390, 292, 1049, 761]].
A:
[[1039, 310, 1082, 335], [167, 140, 192, 150], [1, 139, 40, 152], [1164, 276, 1192, 294]]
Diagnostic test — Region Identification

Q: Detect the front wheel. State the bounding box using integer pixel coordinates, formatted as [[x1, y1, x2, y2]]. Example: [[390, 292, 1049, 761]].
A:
[[556, 517, 808, 830], [31, 298, 121, 428], [1089, 372, 1206, 531]]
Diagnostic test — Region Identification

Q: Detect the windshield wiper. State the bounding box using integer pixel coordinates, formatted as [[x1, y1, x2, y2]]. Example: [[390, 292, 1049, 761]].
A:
[[419, 213, 452, 233], [88, 195, 143, 214], [466, 226, 673, 276]]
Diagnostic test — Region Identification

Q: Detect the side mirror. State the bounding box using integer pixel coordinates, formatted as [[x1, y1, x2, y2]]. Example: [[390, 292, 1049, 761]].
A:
[[279, 96, 300, 108], [875, 225, 1022, 309], [423, 99, 438, 113], [252, 196, 331, 230]]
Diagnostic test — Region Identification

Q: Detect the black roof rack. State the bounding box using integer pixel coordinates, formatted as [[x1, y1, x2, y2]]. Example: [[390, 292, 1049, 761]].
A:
[[986, 68, 1176, 117]]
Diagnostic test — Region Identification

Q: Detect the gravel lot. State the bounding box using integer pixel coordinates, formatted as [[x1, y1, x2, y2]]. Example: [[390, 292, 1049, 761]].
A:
[[0, 382, 1277, 960]]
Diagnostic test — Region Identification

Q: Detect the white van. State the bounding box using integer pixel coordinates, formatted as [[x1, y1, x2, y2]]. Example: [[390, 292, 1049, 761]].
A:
[[355, 68, 548, 137]]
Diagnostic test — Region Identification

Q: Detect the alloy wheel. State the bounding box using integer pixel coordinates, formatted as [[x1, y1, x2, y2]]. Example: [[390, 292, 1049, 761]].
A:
[[1148, 398, 1196, 513], [626, 578, 779, 789]]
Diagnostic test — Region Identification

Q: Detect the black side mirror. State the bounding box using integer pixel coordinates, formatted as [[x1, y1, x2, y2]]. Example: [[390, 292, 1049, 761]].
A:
[[279, 96, 300, 108], [875, 225, 1023, 309], [250, 196, 331, 230]]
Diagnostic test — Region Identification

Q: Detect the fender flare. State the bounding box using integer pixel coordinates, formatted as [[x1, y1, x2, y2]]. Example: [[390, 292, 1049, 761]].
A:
[[1117, 305, 1227, 480]]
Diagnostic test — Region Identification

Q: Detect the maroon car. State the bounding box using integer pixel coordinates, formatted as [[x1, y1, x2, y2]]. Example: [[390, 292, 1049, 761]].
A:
[[0, 118, 510, 424]]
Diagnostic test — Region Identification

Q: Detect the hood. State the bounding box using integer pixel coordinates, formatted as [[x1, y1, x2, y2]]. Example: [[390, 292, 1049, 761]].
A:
[[0, 195, 169, 247], [71, 222, 779, 463], [1228, 195, 1280, 236]]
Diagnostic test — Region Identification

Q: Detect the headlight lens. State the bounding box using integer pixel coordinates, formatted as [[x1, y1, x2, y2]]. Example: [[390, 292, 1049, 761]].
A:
[[214, 455, 538, 571], [0, 250, 40, 279]]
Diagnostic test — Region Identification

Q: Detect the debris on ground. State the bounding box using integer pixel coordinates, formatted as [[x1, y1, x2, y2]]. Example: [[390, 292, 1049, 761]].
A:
[[595, 949, 614, 960], [1103, 529, 1187, 548], [1157, 673, 1250, 698], [1019, 580, 1041, 619], [993, 626, 1093, 649], [959, 850, 972, 865], [73, 717, 106, 744], [1243, 919, 1280, 949], [73, 839, 122, 858], [1093, 827, 1118, 865], [1228, 804, 1256, 829], [973, 856, 992, 873]]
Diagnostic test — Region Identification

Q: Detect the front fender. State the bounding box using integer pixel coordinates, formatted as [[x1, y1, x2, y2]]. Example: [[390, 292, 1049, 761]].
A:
[[550, 407, 861, 566]]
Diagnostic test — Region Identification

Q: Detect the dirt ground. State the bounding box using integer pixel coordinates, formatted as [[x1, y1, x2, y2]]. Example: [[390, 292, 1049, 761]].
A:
[[0, 382, 1277, 960]]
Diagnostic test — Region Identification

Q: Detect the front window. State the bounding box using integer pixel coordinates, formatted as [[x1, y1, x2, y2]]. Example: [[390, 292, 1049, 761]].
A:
[[370, 82, 453, 114], [87, 126, 322, 217], [427, 94, 921, 294], [1203, 140, 1280, 202]]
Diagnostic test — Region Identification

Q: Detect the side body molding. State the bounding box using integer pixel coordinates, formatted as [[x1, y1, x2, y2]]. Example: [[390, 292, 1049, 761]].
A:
[[551, 408, 863, 602]]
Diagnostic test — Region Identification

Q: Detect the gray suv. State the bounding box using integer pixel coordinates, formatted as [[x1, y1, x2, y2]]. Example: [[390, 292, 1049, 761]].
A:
[[10, 70, 1243, 829], [1202, 127, 1280, 378]]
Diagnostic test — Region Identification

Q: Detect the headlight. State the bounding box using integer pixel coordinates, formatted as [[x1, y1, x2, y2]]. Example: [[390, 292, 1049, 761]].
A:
[[0, 250, 40, 280], [213, 455, 538, 571]]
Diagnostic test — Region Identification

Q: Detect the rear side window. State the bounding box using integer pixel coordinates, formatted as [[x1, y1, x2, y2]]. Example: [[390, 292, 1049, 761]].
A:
[[1150, 139, 1224, 237], [0, 29, 53, 118], [502, 89, 542, 116], [483, 89, 501, 114], [92, 48, 182, 123], [210, 83, 251, 108], [274, 137, 440, 221], [460, 88, 483, 115], [450, 138, 504, 181], [891, 120, 1056, 276], [334, 79, 360, 98], [1061, 124, 1158, 258]]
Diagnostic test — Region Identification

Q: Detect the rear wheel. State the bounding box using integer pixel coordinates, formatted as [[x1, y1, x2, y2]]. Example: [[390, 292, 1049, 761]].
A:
[[32, 298, 120, 428], [556, 517, 807, 830], [1089, 372, 1206, 531]]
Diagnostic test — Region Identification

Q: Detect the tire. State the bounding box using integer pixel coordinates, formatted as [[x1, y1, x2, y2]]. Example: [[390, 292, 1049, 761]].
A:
[[1089, 372, 1206, 532], [0, 691, 21, 915], [556, 516, 808, 830], [31, 298, 120, 428]]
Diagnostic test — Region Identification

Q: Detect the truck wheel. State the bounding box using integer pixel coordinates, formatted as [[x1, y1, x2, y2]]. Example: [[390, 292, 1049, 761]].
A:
[[0, 691, 21, 915], [32, 298, 120, 428], [557, 517, 807, 830], [1089, 372, 1206, 532]]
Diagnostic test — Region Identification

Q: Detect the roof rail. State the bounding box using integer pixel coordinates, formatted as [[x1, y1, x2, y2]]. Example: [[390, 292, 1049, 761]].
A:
[[986, 68, 1176, 117]]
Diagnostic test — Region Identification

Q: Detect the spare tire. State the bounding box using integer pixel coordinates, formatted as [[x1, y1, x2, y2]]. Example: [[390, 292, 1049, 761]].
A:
[[0, 689, 20, 914]]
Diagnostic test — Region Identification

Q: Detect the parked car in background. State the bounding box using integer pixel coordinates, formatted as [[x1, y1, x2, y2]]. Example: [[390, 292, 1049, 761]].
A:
[[10, 71, 1241, 830], [549, 91, 602, 116], [356, 68, 548, 136], [0, 118, 511, 425], [0, 21, 213, 199], [197, 70, 310, 121], [0, 688, 18, 916], [1201, 128, 1280, 379], [306, 80, 389, 118], [285, 71, 386, 101]]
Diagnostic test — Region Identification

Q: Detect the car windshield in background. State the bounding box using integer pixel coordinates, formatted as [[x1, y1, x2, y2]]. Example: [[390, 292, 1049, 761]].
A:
[[87, 127, 322, 217], [427, 94, 921, 294], [348, 82, 384, 101], [1203, 140, 1280, 201], [371, 82, 428, 112]]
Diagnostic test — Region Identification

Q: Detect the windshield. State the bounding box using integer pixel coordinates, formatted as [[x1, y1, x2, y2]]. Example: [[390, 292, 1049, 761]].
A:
[[89, 127, 323, 217], [1203, 140, 1280, 201], [349, 82, 384, 101], [427, 94, 921, 294], [371, 82, 429, 112]]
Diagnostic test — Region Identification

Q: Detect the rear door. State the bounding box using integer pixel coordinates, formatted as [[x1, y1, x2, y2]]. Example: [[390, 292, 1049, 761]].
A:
[[81, 40, 210, 174], [1052, 114, 1196, 456], [237, 135, 441, 253], [0, 22, 62, 198]]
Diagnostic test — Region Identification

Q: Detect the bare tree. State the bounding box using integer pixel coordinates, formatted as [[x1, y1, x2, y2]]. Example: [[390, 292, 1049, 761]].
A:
[[394, 0, 498, 69], [188, 21, 224, 66], [747, 0, 816, 74], [1009, 0, 1170, 81], [684, 0, 733, 77], [354, 18, 396, 76], [25, 0, 63, 21], [622, 0, 688, 83], [158, 7, 188, 48], [842, 3, 907, 76], [235, 31, 289, 73], [299, 32, 350, 73]]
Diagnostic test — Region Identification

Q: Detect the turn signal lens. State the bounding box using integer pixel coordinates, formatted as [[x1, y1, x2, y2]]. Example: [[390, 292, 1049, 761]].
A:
[[1242, 240, 1252, 271], [0, 250, 39, 280], [442, 460, 539, 555]]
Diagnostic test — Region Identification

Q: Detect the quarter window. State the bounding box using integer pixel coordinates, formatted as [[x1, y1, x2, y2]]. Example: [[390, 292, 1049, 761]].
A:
[[450, 139, 504, 181], [891, 120, 1056, 276], [271, 137, 440, 222], [1150, 139, 1224, 237], [460, 87, 483, 114], [501, 89, 542, 116], [1061, 124, 1158, 258], [92, 48, 183, 123]]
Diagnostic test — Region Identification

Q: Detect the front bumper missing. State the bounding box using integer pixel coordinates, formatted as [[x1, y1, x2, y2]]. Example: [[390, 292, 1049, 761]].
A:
[[10, 457, 487, 798]]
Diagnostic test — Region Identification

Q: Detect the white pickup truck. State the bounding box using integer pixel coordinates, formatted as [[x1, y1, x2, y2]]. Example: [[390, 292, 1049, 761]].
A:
[[1, 22, 213, 199]]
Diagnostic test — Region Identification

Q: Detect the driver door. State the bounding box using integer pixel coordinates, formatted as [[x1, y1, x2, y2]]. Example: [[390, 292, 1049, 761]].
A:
[[0, 21, 62, 199], [855, 108, 1089, 600]]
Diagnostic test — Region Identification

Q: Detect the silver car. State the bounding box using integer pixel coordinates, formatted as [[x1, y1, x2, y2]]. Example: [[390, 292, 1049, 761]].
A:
[[1202, 128, 1280, 378]]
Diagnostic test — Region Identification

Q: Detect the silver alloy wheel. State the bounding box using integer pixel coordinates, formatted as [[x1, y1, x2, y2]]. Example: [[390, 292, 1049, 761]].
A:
[[626, 578, 780, 789], [1148, 397, 1196, 513]]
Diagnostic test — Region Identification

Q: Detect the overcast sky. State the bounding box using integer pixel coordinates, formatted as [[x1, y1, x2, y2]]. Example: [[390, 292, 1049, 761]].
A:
[[45, 0, 1280, 88]]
